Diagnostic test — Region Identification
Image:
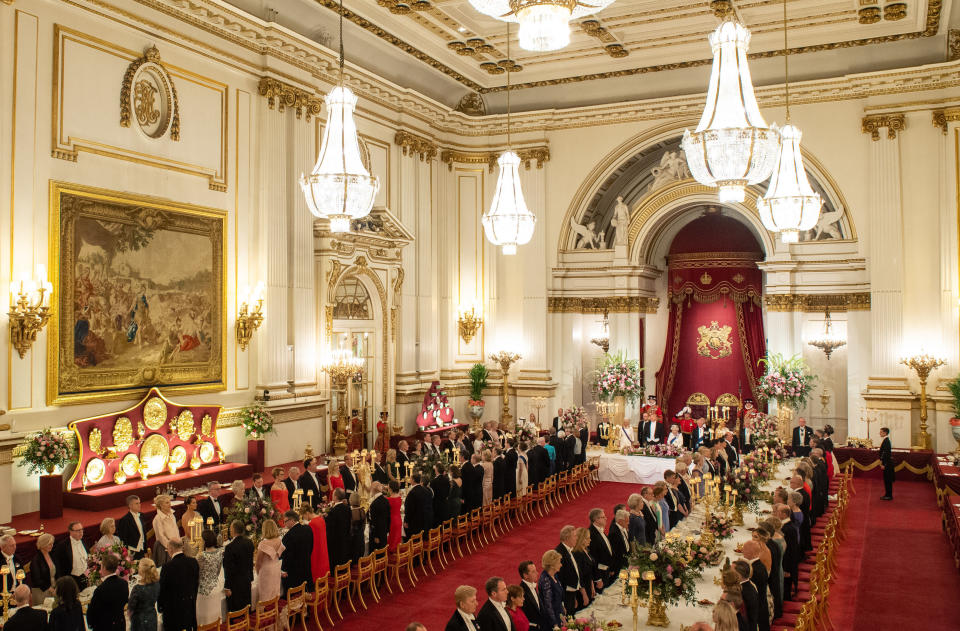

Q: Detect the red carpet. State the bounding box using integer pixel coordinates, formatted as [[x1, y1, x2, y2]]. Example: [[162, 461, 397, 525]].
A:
[[331, 481, 640, 631], [828, 477, 960, 631]]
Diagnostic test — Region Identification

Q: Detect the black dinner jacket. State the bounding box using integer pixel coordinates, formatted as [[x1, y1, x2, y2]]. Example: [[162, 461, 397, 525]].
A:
[[445, 609, 477, 631], [641, 503, 659, 543], [792, 426, 811, 451], [750, 559, 771, 631], [198, 495, 226, 524], [3, 605, 48, 631], [588, 524, 614, 575], [739, 428, 756, 452], [53, 537, 86, 579], [476, 598, 515, 631], [284, 476, 301, 504], [85, 574, 129, 631], [404, 484, 434, 537], [116, 511, 149, 553], [223, 535, 255, 611], [431, 473, 451, 525], [299, 470, 322, 506], [691, 426, 708, 449], [553, 544, 581, 592], [157, 552, 200, 631], [780, 521, 801, 574], [504, 448, 518, 494], [281, 522, 314, 592], [740, 579, 760, 631], [879, 436, 892, 468], [246, 485, 269, 502], [641, 420, 663, 444], [520, 581, 545, 629], [368, 494, 391, 550], [325, 502, 352, 568], [606, 523, 629, 574], [723, 441, 739, 467], [373, 463, 390, 485], [340, 464, 358, 492]]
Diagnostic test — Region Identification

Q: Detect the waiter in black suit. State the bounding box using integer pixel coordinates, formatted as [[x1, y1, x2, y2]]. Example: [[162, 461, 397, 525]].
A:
[[518, 561, 546, 630], [368, 483, 391, 550], [791, 418, 812, 457], [325, 489, 351, 568], [157, 540, 199, 631], [86, 555, 128, 631], [280, 510, 313, 592], [554, 527, 582, 615], [403, 473, 434, 540], [879, 426, 895, 500], [3, 585, 47, 631], [116, 495, 149, 560], [223, 520, 254, 612], [476, 577, 515, 631], [198, 482, 227, 525]]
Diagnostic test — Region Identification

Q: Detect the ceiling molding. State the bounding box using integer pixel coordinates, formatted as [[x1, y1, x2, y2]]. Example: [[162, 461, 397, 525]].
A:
[[547, 296, 660, 314], [394, 130, 439, 161], [257, 77, 323, 120], [764, 293, 872, 312], [440, 145, 550, 171]]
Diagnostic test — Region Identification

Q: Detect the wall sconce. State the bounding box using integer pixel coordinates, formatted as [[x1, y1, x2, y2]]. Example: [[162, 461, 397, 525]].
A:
[[457, 305, 483, 344], [236, 282, 264, 351], [9, 265, 52, 358]]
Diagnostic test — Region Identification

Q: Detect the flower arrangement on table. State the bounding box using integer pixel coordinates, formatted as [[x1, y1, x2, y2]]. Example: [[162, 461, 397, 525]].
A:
[[411, 450, 455, 483], [554, 613, 623, 630], [703, 511, 736, 541], [18, 428, 76, 475], [516, 418, 540, 444], [592, 351, 644, 405], [724, 464, 762, 512], [625, 443, 684, 459], [223, 492, 280, 537], [561, 406, 588, 432], [240, 402, 275, 439], [86, 541, 137, 586], [626, 537, 702, 607], [757, 353, 817, 410]]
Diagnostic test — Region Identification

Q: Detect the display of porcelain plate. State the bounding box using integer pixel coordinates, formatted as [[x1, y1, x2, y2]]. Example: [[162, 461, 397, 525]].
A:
[[140, 434, 170, 474], [85, 458, 106, 483], [199, 441, 215, 463], [121, 453, 141, 477], [170, 445, 187, 468], [143, 397, 167, 430]]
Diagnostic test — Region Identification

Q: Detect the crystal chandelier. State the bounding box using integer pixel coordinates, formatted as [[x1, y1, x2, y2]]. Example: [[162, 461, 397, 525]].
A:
[[467, 0, 616, 52], [299, 0, 379, 233], [682, 18, 780, 203], [482, 25, 537, 255], [757, 0, 822, 243], [807, 308, 845, 360]]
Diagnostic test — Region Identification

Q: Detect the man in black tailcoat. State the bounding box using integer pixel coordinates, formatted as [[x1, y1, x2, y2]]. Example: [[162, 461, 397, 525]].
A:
[[587, 509, 615, 588], [369, 483, 391, 551], [461, 456, 479, 513], [404, 473, 434, 540], [299, 458, 322, 508], [476, 577, 515, 631], [3, 586, 47, 631], [879, 427, 895, 500], [431, 464, 451, 526], [325, 489, 351, 569], [157, 540, 199, 631], [115, 495, 150, 560], [743, 542, 770, 631], [554, 526, 582, 615], [280, 510, 313, 592], [503, 438, 518, 497], [518, 561, 545, 630], [492, 450, 505, 499], [223, 520, 254, 612], [791, 418, 812, 457], [86, 554, 128, 631], [776, 504, 801, 599]]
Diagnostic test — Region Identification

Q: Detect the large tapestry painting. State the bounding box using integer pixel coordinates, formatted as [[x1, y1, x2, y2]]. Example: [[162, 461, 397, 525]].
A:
[[49, 182, 225, 405]]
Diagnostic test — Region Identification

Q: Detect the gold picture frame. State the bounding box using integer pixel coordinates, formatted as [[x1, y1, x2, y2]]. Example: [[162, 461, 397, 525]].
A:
[[47, 182, 226, 405]]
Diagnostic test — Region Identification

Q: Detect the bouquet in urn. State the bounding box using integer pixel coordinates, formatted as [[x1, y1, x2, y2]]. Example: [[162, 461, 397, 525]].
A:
[[240, 402, 275, 439], [592, 351, 644, 404], [757, 353, 817, 410], [18, 428, 75, 475], [627, 537, 702, 606]]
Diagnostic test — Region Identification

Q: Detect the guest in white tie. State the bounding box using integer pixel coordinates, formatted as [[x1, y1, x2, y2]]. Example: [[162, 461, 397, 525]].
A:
[[666, 424, 684, 448], [445, 584, 480, 631]]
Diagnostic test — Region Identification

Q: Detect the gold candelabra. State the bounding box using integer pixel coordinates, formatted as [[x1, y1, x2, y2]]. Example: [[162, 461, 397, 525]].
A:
[[8, 270, 52, 359], [490, 351, 521, 431], [323, 349, 365, 455], [900, 353, 946, 450], [457, 305, 483, 344], [236, 282, 265, 351]]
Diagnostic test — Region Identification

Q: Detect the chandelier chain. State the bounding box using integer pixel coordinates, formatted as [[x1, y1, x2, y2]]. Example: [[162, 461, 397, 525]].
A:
[[338, 0, 345, 79], [506, 23, 512, 149], [783, 0, 790, 121]]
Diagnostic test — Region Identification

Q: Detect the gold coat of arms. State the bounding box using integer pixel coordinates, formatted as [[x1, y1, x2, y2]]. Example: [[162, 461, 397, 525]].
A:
[[697, 320, 733, 360]]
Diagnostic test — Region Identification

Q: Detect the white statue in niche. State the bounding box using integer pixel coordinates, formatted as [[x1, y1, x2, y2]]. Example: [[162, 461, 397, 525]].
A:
[[647, 149, 691, 193], [806, 206, 845, 240], [570, 216, 603, 249], [611, 196, 630, 247]]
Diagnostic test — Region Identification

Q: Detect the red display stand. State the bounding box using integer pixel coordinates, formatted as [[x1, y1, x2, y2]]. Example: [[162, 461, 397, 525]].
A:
[[39, 474, 64, 519], [248, 439, 265, 472]]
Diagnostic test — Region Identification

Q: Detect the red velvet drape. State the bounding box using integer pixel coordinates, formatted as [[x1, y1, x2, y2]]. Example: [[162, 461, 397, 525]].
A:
[[736, 300, 767, 404]]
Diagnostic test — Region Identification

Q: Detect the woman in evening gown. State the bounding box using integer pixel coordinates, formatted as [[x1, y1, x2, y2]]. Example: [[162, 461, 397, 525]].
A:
[[255, 519, 285, 602], [386, 481, 403, 550], [270, 467, 290, 513], [480, 449, 494, 506]]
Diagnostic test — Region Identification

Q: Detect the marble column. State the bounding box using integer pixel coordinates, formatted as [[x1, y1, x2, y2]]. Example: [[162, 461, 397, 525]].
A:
[[292, 116, 317, 387]]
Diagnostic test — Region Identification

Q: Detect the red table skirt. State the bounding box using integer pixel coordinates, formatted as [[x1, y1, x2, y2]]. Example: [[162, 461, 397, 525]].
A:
[[833, 446, 934, 480]]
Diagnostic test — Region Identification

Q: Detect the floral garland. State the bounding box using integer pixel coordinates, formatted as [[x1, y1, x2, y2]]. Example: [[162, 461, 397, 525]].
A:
[[240, 402, 275, 439], [626, 443, 684, 459], [555, 614, 622, 630], [86, 542, 137, 586], [757, 353, 817, 409], [18, 428, 75, 475], [592, 351, 644, 405], [627, 537, 702, 607], [223, 492, 280, 537]]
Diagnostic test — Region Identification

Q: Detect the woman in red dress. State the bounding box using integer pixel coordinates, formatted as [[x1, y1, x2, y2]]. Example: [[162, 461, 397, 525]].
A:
[[301, 504, 329, 580], [270, 466, 290, 513], [385, 480, 402, 550], [506, 585, 530, 631], [327, 458, 345, 501]]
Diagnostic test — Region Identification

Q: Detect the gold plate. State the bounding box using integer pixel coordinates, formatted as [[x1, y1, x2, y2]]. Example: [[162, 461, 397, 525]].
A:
[[143, 397, 167, 430], [85, 458, 105, 483], [113, 417, 134, 451], [121, 453, 140, 477], [201, 413, 212, 437], [140, 434, 170, 474], [170, 445, 187, 468], [199, 441, 215, 463], [176, 410, 195, 441], [88, 428, 102, 454]]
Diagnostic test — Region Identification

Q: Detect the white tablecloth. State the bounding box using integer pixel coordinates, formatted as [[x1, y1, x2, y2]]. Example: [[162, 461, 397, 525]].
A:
[[597, 453, 676, 484], [582, 460, 795, 629]]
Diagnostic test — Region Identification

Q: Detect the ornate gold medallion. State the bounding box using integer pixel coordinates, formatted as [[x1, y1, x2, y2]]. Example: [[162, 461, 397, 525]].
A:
[[112, 417, 134, 451], [176, 409, 195, 441], [201, 413, 212, 437], [199, 441, 215, 463], [170, 445, 187, 468], [140, 434, 170, 474], [697, 320, 733, 360], [143, 398, 167, 430], [121, 453, 141, 477], [85, 458, 105, 483], [88, 428, 103, 454]]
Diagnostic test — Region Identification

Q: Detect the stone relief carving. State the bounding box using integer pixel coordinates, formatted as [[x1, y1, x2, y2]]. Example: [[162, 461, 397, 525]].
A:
[[803, 207, 846, 241], [647, 150, 690, 193], [570, 216, 604, 249]]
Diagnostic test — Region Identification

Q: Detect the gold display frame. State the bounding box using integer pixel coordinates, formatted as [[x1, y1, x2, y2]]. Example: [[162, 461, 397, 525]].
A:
[[47, 181, 227, 405]]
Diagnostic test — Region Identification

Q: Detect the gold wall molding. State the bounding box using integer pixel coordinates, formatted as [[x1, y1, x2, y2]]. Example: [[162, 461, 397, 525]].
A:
[[120, 45, 181, 141], [933, 107, 960, 134], [257, 77, 323, 120], [949, 29, 960, 61], [547, 296, 659, 314], [0, 445, 13, 466], [440, 145, 550, 172], [394, 130, 438, 161], [862, 113, 906, 140], [580, 20, 629, 58], [764, 293, 871, 312]]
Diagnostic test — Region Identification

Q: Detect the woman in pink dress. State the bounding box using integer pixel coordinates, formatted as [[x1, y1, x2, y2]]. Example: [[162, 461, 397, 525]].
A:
[[255, 519, 285, 602], [270, 467, 290, 513], [385, 481, 403, 550]]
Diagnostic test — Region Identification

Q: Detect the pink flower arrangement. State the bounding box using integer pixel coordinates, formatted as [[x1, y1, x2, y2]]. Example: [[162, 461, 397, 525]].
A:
[[592, 351, 644, 405], [18, 428, 75, 475]]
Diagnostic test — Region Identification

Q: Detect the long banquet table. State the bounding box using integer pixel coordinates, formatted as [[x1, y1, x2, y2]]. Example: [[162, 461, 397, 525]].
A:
[[596, 451, 677, 484], [581, 460, 796, 630], [832, 446, 933, 480]]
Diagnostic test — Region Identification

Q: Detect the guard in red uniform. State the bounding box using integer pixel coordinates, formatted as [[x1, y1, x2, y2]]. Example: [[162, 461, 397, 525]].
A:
[[376, 411, 389, 454], [676, 407, 696, 447], [641, 395, 663, 421]]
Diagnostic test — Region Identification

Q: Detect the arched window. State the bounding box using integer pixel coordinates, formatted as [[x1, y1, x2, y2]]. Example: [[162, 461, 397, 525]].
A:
[[332, 276, 372, 320]]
